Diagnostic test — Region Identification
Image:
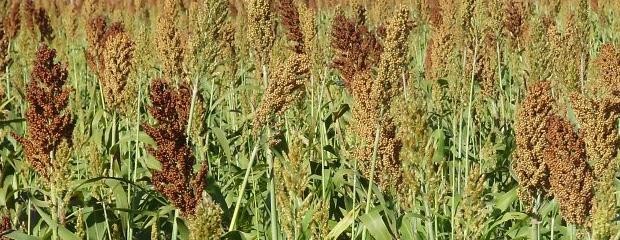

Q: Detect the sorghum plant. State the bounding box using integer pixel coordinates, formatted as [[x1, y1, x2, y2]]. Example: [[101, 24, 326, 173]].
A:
[[426, 0, 462, 109], [12, 44, 74, 180], [513, 81, 554, 208], [247, 0, 275, 70], [503, 0, 527, 49], [156, 0, 185, 81], [3, 0, 21, 41], [543, 115, 593, 226], [86, 15, 107, 77], [524, 14, 553, 85], [142, 78, 208, 216], [0, 214, 10, 240], [455, 165, 487, 239], [100, 22, 136, 115], [253, 53, 309, 134], [331, 6, 412, 190], [184, 0, 230, 83], [0, 23, 10, 72], [562, 43, 620, 237], [274, 139, 312, 239]]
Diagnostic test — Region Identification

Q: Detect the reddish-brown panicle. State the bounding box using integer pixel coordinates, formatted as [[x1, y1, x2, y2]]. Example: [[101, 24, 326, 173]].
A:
[[143, 78, 207, 216], [11, 44, 74, 180]]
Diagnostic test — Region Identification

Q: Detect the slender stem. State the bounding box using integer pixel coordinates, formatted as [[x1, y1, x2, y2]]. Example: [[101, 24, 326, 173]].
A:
[[229, 143, 261, 231], [172, 209, 179, 240], [186, 77, 200, 143], [267, 131, 278, 240], [465, 40, 479, 181], [361, 119, 382, 240], [109, 111, 117, 177]]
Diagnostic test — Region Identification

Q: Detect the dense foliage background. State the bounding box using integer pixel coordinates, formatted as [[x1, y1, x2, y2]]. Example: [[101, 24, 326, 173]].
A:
[[1, 0, 620, 239]]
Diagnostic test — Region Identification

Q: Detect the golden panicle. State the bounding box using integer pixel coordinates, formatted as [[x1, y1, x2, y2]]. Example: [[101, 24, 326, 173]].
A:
[[51, 139, 72, 195], [101, 23, 136, 116], [330, 6, 412, 191], [513, 81, 554, 206], [524, 14, 553, 85], [543, 115, 593, 226], [550, 14, 588, 96], [375, 7, 413, 105], [394, 83, 428, 209], [591, 167, 617, 239], [253, 54, 309, 134], [455, 165, 487, 239], [275, 138, 312, 239], [185, 0, 230, 82], [220, 23, 238, 86], [247, 0, 275, 66], [21, 0, 35, 34], [426, 0, 462, 107], [476, 0, 503, 98], [298, 2, 319, 70], [187, 197, 224, 239], [477, 30, 499, 98], [156, 0, 185, 81], [570, 93, 620, 179], [593, 44, 620, 97], [359, 8, 412, 191]]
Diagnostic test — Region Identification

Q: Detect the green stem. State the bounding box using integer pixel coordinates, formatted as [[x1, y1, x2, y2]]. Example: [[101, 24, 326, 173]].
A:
[[109, 111, 117, 177], [172, 209, 179, 240], [361, 119, 382, 240], [229, 143, 260, 231]]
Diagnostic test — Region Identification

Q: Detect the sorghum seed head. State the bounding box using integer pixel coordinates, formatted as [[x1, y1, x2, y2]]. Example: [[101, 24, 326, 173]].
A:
[[375, 6, 413, 104], [86, 15, 107, 77], [253, 54, 309, 134], [11, 44, 74, 180], [187, 197, 224, 240], [247, 0, 275, 66], [570, 93, 620, 178], [513, 81, 554, 205], [3, 0, 20, 40], [330, 8, 382, 91], [543, 115, 593, 226], [143, 78, 207, 216], [156, 0, 185, 81], [278, 0, 305, 54], [593, 44, 620, 98], [101, 22, 136, 115]]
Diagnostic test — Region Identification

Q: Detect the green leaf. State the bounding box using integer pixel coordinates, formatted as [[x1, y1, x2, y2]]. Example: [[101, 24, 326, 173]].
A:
[[58, 227, 80, 240], [143, 154, 162, 171], [485, 211, 528, 237], [431, 129, 446, 163], [212, 127, 232, 163], [360, 208, 393, 240], [4, 231, 39, 240], [327, 205, 360, 239], [118, 131, 155, 146], [399, 213, 416, 240], [494, 187, 517, 211]]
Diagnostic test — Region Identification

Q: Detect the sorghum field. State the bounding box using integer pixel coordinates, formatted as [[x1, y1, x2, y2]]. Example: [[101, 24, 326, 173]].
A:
[[1, 0, 620, 239]]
